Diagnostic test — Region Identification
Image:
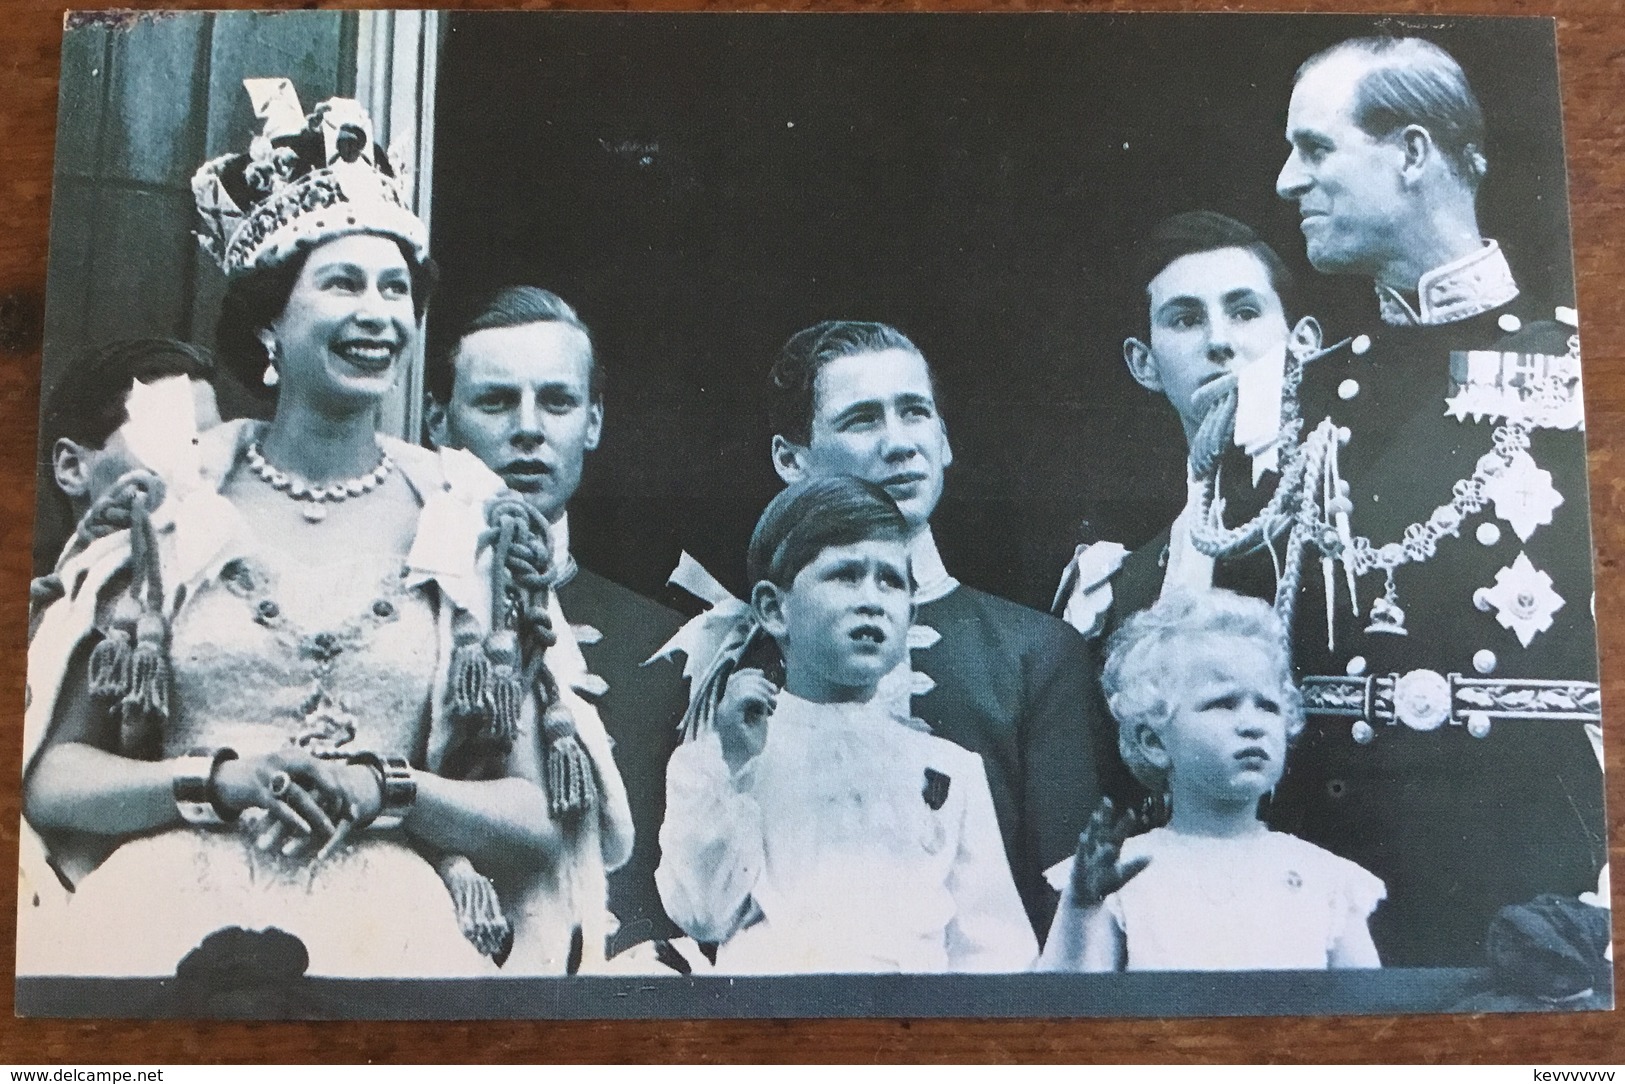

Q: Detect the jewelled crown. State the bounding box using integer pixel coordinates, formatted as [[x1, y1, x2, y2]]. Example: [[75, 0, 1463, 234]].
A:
[[190, 78, 428, 277]]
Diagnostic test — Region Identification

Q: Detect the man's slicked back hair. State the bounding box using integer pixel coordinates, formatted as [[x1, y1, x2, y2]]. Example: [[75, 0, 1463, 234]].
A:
[[1296, 36, 1488, 189]]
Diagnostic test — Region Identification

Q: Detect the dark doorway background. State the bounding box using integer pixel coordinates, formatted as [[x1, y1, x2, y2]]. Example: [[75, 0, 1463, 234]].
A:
[[431, 13, 1572, 610]]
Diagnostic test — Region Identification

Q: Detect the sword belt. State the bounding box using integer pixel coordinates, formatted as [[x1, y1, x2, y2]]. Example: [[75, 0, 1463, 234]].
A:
[[1302, 669, 1600, 737]]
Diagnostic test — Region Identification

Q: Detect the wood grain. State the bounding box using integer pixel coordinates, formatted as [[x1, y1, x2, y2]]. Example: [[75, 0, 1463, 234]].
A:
[[1, 0, 1622, 1064]]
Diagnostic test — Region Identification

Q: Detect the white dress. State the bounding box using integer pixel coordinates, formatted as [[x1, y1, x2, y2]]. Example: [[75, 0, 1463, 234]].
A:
[[1046, 827, 1386, 971], [656, 693, 1037, 975]]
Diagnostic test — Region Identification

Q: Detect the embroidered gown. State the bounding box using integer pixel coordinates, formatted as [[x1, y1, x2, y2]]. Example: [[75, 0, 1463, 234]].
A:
[[19, 421, 634, 978], [39, 544, 499, 978]]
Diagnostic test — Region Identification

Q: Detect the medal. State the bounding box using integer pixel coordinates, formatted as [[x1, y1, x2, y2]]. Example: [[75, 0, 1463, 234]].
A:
[[1445, 350, 1585, 431], [1475, 551, 1565, 648], [1482, 450, 1562, 542]]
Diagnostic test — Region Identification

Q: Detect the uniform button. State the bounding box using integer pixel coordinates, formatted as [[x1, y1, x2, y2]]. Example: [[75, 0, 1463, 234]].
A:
[[1350, 721, 1374, 745], [1346, 655, 1368, 676], [1473, 649, 1497, 674], [1473, 588, 1494, 613], [1476, 522, 1502, 547], [1498, 313, 1523, 334], [1351, 334, 1372, 356], [1338, 379, 1360, 401], [1466, 712, 1493, 739]]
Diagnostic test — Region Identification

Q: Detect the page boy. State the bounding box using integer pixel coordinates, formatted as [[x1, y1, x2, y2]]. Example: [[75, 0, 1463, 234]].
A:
[[655, 476, 1037, 974], [1055, 211, 1321, 638]]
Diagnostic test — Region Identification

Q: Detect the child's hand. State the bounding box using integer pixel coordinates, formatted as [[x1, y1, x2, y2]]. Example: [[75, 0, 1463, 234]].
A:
[[1069, 798, 1152, 907], [716, 668, 776, 774]]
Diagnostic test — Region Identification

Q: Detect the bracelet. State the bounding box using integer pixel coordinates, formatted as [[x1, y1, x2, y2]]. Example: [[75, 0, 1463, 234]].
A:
[[173, 748, 240, 826], [347, 752, 416, 830]]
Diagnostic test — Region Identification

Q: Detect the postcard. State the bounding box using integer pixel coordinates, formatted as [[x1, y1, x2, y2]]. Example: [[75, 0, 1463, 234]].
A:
[[16, 10, 1609, 1019]]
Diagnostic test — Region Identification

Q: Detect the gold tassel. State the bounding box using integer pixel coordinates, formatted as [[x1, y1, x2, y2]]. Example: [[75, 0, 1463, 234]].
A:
[[88, 626, 133, 701], [542, 699, 597, 819], [449, 621, 492, 725], [1188, 372, 1238, 479], [120, 610, 170, 758], [519, 598, 557, 651], [435, 854, 512, 963], [29, 573, 64, 614], [88, 594, 144, 701], [484, 629, 523, 746]]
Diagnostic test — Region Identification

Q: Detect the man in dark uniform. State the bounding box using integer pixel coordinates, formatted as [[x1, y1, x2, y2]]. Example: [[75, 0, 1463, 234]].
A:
[[1269, 36, 1605, 966], [767, 320, 1108, 937], [428, 287, 689, 961]]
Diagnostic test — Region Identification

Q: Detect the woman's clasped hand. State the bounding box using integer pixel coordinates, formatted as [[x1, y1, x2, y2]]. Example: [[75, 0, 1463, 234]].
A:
[[210, 746, 390, 860]]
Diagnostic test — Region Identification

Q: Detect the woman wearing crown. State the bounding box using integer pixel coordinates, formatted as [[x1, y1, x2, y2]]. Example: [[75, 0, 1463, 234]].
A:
[[19, 80, 633, 979]]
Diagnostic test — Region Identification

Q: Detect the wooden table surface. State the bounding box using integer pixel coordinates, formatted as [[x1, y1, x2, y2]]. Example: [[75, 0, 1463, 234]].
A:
[[1, 0, 1621, 1065]]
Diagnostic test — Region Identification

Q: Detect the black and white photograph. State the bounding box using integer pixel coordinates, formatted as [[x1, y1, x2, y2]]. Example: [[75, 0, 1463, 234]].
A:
[[14, 9, 1610, 1020]]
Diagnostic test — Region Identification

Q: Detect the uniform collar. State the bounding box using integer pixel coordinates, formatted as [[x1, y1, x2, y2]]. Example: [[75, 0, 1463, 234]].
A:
[[908, 526, 959, 605], [1374, 240, 1519, 327], [549, 512, 579, 589]]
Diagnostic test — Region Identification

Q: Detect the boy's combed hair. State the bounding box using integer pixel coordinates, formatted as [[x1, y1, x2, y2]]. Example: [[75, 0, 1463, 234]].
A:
[[747, 475, 910, 589], [1103, 589, 1304, 793], [1130, 211, 1297, 337], [676, 475, 909, 742], [768, 320, 929, 447], [41, 338, 216, 456]]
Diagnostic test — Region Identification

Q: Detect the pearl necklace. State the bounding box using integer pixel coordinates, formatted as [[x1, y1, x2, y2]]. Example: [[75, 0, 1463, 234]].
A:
[[246, 441, 395, 523]]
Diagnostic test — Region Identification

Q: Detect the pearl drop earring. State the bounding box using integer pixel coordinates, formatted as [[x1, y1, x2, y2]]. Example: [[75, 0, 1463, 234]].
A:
[[259, 333, 281, 387]]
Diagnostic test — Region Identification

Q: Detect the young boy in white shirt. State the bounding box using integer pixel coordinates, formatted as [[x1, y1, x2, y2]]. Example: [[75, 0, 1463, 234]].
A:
[[656, 476, 1037, 974]]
